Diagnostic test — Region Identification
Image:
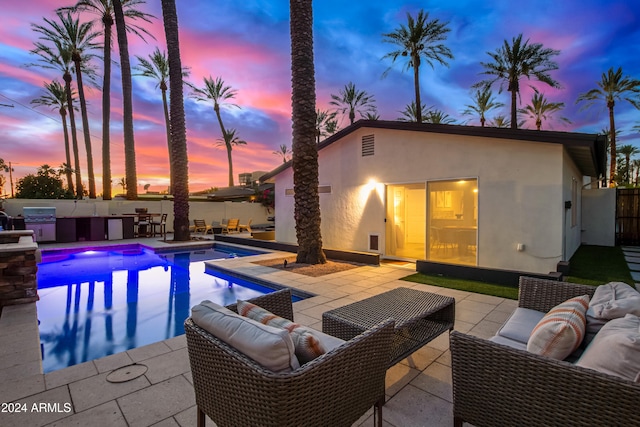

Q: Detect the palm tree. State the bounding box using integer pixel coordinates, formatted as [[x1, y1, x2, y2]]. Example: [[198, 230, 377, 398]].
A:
[[477, 34, 560, 129], [191, 76, 239, 186], [617, 144, 639, 185], [398, 101, 429, 122], [329, 82, 376, 125], [273, 144, 291, 163], [577, 67, 640, 187], [363, 111, 380, 120], [62, 0, 154, 200], [290, 0, 326, 265], [161, 0, 190, 241], [632, 159, 640, 186], [113, 0, 140, 200], [599, 127, 617, 187], [134, 47, 189, 194], [32, 11, 100, 198], [382, 9, 453, 123], [488, 115, 511, 128], [30, 29, 83, 198], [315, 109, 337, 143], [462, 87, 504, 127], [216, 128, 246, 183], [31, 80, 76, 193], [424, 108, 456, 124], [519, 89, 570, 130]]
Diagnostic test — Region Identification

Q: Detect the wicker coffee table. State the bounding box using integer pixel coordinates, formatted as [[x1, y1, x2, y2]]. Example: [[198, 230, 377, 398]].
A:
[[322, 287, 455, 367]]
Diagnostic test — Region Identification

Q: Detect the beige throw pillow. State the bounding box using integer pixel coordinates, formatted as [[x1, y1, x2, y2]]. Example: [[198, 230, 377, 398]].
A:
[[527, 295, 589, 360], [577, 314, 640, 382], [238, 300, 326, 364], [191, 300, 299, 372]]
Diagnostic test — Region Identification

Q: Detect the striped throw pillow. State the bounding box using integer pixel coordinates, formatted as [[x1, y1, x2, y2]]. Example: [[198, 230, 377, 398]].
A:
[[527, 295, 590, 360], [237, 300, 326, 364]]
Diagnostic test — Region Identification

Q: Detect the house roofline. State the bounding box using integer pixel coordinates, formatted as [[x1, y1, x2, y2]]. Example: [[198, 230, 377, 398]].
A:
[[260, 120, 606, 181]]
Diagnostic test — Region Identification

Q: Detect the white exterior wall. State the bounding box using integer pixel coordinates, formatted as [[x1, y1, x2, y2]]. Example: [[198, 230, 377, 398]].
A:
[[581, 188, 616, 246], [562, 150, 585, 261], [274, 127, 578, 274], [3, 199, 269, 232]]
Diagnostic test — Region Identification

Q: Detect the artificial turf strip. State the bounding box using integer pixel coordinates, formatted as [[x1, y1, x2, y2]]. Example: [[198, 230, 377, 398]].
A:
[[565, 245, 633, 286], [401, 273, 519, 300], [401, 245, 633, 299]]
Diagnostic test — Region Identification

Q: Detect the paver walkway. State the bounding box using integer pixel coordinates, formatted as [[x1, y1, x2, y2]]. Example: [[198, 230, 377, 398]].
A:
[[622, 246, 640, 284], [0, 237, 517, 427]]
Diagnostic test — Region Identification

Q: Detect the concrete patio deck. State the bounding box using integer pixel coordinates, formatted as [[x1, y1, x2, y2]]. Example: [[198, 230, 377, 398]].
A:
[[0, 235, 518, 427]]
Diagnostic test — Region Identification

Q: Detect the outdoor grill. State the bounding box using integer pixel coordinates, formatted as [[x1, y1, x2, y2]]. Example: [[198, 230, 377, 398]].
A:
[[23, 207, 56, 242]]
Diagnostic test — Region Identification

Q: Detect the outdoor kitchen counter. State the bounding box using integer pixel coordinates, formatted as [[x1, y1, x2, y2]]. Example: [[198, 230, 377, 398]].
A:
[[56, 216, 135, 243]]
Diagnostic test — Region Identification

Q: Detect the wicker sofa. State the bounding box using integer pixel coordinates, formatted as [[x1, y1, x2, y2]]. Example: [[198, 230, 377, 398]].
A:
[[450, 276, 640, 427], [184, 289, 394, 427]]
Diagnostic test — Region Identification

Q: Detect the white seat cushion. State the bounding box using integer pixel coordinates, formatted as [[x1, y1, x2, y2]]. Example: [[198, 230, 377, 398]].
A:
[[314, 329, 346, 353], [191, 300, 300, 372], [496, 307, 546, 344], [489, 334, 528, 351]]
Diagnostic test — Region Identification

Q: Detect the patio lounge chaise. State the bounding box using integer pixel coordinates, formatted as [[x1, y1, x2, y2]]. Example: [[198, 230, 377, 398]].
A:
[[185, 289, 394, 427], [190, 219, 212, 235], [238, 218, 252, 233], [221, 218, 240, 234], [450, 276, 640, 427]]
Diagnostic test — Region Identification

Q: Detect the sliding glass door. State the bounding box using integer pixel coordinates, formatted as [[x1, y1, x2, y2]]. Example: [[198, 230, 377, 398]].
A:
[[427, 179, 477, 266]]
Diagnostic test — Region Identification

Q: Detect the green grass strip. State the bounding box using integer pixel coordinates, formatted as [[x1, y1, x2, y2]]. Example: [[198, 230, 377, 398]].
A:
[[401, 245, 633, 299], [564, 245, 633, 286], [401, 273, 519, 300]]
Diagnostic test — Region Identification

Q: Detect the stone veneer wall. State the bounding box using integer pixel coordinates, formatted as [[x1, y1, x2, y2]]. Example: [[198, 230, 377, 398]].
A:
[[0, 231, 39, 306]]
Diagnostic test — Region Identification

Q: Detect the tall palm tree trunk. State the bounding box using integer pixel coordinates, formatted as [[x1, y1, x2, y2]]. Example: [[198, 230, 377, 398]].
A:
[[290, 0, 326, 265], [608, 103, 617, 187], [102, 15, 113, 200], [212, 104, 234, 187], [113, 0, 137, 200], [160, 83, 173, 194], [225, 142, 234, 187], [413, 54, 422, 123], [161, 0, 190, 241], [59, 107, 74, 194], [73, 58, 96, 198], [64, 72, 83, 198], [510, 89, 518, 129]]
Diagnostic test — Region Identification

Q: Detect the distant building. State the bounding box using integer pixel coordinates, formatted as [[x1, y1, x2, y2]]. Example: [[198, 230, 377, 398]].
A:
[[239, 171, 268, 187]]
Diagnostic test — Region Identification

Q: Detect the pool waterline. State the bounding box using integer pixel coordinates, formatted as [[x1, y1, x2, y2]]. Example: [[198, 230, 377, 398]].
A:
[[35, 243, 304, 373]]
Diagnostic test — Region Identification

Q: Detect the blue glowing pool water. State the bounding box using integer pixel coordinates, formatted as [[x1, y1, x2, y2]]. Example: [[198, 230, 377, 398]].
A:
[[36, 244, 284, 373]]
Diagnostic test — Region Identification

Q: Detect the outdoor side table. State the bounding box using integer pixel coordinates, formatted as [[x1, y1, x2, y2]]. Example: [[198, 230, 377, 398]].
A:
[[322, 287, 455, 367]]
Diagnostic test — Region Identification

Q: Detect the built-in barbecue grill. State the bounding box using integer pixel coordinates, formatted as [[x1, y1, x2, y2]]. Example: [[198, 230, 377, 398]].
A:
[[24, 207, 56, 242]]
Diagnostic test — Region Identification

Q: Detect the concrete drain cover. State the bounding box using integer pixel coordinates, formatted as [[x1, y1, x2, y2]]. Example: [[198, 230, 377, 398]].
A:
[[106, 364, 148, 383]]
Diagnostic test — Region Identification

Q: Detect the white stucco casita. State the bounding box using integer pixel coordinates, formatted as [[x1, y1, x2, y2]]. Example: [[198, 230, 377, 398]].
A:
[[263, 121, 606, 275]]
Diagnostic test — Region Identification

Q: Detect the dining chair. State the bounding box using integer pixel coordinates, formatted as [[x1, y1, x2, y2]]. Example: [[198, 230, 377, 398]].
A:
[[151, 213, 168, 240]]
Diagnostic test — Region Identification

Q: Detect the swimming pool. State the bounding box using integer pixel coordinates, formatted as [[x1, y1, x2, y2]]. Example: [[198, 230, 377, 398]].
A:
[[36, 244, 283, 373]]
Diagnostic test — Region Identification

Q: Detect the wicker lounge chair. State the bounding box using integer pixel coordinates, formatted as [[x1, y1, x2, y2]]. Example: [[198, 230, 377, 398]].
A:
[[185, 289, 394, 427], [450, 276, 640, 427]]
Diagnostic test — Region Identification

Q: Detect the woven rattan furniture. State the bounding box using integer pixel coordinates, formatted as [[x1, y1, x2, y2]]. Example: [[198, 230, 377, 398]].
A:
[[185, 289, 394, 427], [322, 287, 455, 367], [451, 276, 640, 427]]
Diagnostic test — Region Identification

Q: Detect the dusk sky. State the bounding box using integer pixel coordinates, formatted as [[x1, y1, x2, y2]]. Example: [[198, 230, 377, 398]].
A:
[[1, 0, 639, 194]]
